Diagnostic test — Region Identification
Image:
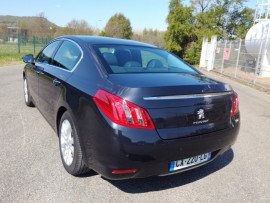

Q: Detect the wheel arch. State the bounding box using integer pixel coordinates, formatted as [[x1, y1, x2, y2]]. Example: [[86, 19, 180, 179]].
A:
[[56, 106, 67, 136]]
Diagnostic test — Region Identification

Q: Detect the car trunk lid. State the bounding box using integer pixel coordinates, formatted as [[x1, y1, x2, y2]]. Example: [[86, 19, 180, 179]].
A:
[[146, 92, 233, 139], [107, 73, 233, 139]]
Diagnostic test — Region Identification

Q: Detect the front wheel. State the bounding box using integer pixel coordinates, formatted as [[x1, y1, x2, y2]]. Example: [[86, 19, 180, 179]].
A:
[[59, 111, 90, 176], [23, 78, 34, 107]]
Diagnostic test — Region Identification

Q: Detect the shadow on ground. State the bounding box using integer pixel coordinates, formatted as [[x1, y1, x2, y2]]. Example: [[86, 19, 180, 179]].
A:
[[103, 149, 234, 193]]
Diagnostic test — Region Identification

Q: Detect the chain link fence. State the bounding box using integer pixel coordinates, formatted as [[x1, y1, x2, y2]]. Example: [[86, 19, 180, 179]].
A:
[[212, 39, 270, 90]]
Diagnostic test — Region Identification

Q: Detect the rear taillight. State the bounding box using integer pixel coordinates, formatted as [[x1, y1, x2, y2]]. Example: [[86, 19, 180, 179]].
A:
[[93, 89, 155, 129], [230, 92, 239, 117]]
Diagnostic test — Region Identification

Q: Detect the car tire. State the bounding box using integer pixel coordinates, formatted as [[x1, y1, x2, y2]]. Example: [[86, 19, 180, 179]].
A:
[[23, 77, 35, 107], [59, 111, 90, 176]]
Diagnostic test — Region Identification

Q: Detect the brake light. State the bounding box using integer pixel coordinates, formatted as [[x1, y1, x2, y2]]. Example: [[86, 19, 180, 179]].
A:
[[93, 89, 155, 129], [230, 92, 239, 117]]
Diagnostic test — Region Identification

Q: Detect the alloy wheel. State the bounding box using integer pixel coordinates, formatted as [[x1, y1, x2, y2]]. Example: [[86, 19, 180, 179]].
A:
[[60, 119, 74, 166]]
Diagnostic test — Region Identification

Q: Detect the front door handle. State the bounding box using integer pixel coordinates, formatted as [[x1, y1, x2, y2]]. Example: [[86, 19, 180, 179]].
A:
[[35, 67, 44, 75], [53, 79, 61, 86], [35, 70, 44, 75]]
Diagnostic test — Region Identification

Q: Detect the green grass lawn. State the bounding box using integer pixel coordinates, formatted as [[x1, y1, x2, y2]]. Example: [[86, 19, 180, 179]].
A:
[[0, 43, 43, 66]]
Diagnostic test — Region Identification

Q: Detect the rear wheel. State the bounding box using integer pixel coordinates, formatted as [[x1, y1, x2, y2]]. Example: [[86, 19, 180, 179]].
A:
[[23, 78, 34, 107], [59, 111, 90, 175]]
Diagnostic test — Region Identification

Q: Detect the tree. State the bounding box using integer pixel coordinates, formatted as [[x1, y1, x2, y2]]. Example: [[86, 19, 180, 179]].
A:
[[226, 7, 254, 39], [191, 0, 212, 13], [164, 0, 254, 64], [104, 13, 132, 39], [66, 19, 93, 35], [205, 0, 254, 40], [164, 0, 196, 58], [132, 29, 166, 48], [55, 19, 93, 37], [32, 12, 51, 37], [18, 21, 31, 38], [99, 31, 108, 37], [0, 24, 8, 40]]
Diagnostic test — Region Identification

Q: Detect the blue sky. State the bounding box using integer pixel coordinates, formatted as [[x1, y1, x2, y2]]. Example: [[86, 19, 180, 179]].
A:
[[1, 0, 257, 31]]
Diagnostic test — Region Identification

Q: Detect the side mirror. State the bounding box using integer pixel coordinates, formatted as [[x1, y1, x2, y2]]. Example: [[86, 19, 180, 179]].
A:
[[22, 54, 34, 63]]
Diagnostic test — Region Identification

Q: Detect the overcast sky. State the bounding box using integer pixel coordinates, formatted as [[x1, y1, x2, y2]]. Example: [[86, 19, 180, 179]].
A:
[[1, 0, 257, 31]]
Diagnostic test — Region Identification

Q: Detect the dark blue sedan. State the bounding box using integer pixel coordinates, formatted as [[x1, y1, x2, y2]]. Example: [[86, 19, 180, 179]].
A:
[[22, 36, 240, 179]]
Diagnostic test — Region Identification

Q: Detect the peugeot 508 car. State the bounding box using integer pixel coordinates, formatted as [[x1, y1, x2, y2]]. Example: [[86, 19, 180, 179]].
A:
[[22, 36, 240, 179]]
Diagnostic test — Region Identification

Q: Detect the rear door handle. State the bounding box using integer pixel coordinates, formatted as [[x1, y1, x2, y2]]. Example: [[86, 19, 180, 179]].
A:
[[53, 79, 61, 86]]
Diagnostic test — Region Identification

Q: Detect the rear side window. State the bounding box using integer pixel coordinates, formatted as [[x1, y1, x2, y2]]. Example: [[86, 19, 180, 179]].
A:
[[93, 45, 198, 74], [36, 41, 61, 64], [52, 41, 81, 71]]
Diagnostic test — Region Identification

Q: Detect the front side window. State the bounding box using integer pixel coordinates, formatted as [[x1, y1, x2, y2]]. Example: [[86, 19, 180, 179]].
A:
[[93, 45, 198, 74], [36, 41, 61, 64], [52, 41, 81, 71]]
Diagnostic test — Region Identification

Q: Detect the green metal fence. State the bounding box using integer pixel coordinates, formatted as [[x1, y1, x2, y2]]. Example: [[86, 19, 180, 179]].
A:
[[0, 33, 52, 54], [0, 33, 52, 65]]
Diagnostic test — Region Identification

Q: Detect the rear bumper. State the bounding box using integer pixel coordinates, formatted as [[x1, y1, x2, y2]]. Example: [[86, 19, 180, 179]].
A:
[[81, 112, 240, 180]]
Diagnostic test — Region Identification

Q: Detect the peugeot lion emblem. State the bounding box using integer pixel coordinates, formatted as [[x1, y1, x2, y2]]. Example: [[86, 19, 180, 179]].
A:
[[193, 109, 208, 125], [197, 109, 205, 120]]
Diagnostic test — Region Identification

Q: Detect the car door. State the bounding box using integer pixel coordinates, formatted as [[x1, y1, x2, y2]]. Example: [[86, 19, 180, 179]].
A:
[[25, 62, 38, 103], [34, 41, 62, 107], [37, 40, 82, 128]]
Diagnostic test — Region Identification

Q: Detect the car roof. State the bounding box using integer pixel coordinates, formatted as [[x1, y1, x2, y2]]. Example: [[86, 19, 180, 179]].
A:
[[55, 35, 157, 48]]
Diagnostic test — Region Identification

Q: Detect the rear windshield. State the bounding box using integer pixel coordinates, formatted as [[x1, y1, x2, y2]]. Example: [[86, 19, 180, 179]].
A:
[[93, 45, 199, 74]]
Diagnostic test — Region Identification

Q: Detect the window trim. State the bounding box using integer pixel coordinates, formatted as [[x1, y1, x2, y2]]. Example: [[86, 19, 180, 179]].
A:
[[35, 38, 83, 73], [35, 40, 62, 64]]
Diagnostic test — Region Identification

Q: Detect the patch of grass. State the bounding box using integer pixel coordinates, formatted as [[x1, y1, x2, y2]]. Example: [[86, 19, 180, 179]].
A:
[[0, 43, 43, 66]]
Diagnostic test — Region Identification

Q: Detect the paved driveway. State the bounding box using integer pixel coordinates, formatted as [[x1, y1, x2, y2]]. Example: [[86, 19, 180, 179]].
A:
[[0, 65, 269, 202]]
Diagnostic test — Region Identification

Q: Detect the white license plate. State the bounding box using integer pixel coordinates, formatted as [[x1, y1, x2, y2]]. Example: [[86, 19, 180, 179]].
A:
[[169, 153, 211, 172]]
